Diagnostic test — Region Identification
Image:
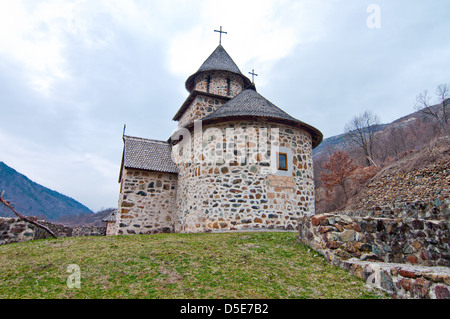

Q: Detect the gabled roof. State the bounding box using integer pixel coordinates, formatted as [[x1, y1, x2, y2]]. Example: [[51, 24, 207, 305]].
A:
[[185, 45, 251, 92], [200, 84, 323, 148], [102, 209, 116, 222], [120, 135, 178, 175]]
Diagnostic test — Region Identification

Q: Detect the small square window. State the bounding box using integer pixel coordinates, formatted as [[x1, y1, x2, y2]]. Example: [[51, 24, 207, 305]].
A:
[[277, 152, 288, 171]]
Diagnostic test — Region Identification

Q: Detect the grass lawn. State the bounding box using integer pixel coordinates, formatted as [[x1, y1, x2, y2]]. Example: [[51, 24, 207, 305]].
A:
[[0, 231, 388, 299]]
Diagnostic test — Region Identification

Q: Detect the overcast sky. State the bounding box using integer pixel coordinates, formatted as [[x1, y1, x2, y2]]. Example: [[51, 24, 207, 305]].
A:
[[0, 0, 449, 212]]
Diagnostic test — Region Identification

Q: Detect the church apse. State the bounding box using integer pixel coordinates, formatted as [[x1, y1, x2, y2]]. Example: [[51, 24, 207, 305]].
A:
[[172, 119, 315, 233]]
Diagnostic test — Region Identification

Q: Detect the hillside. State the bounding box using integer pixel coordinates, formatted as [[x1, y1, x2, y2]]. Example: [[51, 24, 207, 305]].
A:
[[0, 232, 386, 299], [346, 136, 450, 210], [313, 100, 449, 213], [0, 161, 93, 221], [313, 102, 444, 160], [313, 124, 387, 159]]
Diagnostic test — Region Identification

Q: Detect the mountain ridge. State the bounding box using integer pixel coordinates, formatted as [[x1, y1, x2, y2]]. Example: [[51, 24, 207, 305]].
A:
[[0, 161, 93, 221]]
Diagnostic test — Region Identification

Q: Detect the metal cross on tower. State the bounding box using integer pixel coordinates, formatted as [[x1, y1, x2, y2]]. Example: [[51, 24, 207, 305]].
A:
[[214, 26, 227, 45], [249, 69, 258, 83]]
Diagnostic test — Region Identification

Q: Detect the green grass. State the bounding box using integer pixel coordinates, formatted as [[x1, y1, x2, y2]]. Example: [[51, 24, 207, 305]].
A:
[[0, 232, 388, 299]]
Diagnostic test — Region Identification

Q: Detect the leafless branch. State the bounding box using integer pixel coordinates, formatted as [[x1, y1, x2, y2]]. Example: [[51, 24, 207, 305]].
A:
[[415, 84, 450, 135], [344, 110, 380, 166], [0, 191, 58, 238]]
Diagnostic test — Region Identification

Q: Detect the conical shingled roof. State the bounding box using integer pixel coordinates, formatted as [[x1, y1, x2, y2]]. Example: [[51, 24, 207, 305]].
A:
[[185, 45, 251, 92], [201, 84, 323, 148], [202, 84, 298, 122]]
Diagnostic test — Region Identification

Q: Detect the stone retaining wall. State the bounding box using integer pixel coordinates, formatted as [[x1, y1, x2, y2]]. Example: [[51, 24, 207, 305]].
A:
[[298, 210, 450, 298], [342, 259, 450, 299], [299, 213, 449, 267], [0, 217, 105, 245], [346, 157, 449, 210], [340, 199, 449, 221], [72, 225, 106, 237]]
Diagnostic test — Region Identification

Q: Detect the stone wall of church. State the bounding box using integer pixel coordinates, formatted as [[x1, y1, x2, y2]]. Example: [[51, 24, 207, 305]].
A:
[[178, 94, 227, 128], [194, 71, 244, 97], [174, 120, 315, 233], [178, 71, 245, 128], [116, 168, 177, 235], [105, 221, 117, 236]]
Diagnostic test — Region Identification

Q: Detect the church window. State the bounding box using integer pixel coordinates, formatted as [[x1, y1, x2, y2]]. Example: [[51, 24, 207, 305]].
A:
[[207, 75, 211, 93], [277, 152, 288, 171], [227, 78, 231, 95]]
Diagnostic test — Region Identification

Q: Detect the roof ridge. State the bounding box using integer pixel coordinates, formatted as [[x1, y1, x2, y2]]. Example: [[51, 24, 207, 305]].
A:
[[123, 135, 170, 145]]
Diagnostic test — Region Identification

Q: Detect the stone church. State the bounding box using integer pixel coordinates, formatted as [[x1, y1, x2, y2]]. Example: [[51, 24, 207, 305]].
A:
[[107, 39, 322, 236]]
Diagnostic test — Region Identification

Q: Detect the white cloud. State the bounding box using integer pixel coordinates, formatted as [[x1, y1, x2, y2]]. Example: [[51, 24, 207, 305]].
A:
[[0, 0, 159, 96], [167, 0, 332, 87], [0, 0, 73, 94], [0, 128, 119, 211]]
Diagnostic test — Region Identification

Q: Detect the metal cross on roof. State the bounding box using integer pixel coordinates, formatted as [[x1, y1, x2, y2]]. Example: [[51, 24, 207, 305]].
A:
[[214, 26, 227, 45], [249, 69, 258, 83]]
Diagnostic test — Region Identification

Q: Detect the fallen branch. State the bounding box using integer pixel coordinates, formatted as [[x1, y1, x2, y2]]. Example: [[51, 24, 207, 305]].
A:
[[0, 191, 58, 238], [366, 156, 378, 167]]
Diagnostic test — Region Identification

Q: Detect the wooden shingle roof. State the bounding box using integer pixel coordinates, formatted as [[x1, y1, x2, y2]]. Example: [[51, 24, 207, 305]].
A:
[[185, 45, 251, 92], [200, 84, 323, 148], [102, 209, 116, 222], [202, 84, 299, 122], [121, 135, 178, 174]]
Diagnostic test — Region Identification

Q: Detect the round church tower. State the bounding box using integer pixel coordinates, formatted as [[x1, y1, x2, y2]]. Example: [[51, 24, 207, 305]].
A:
[[171, 45, 322, 233], [185, 44, 250, 98]]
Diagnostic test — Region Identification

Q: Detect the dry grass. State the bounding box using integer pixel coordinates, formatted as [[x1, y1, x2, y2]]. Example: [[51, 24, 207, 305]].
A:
[[345, 136, 450, 210], [376, 136, 449, 176]]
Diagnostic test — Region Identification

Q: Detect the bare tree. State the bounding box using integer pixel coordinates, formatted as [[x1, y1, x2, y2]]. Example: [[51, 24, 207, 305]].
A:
[[344, 110, 381, 166], [415, 83, 450, 135]]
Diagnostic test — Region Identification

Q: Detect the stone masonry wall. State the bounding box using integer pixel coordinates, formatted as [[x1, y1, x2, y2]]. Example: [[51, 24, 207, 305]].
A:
[[72, 225, 106, 237], [340, 199, 449, 221], [105, 221, 117, 236], [299, 213, 449, 267], [298, 207, 450, 298], [0, 217, 105, 245], [116, 168, 177, 235], [341, 259, 450, 299], [178, 71, 244, 128], [178, 94, 227, 128], [347, 158, 449, 211], [175, 120, 315, 233], [194, 71, 244, 98]]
